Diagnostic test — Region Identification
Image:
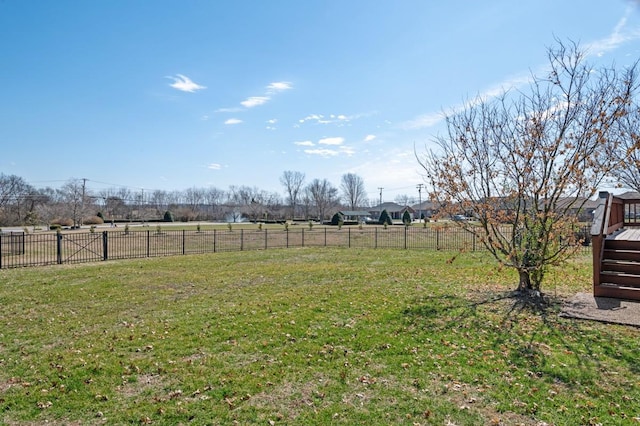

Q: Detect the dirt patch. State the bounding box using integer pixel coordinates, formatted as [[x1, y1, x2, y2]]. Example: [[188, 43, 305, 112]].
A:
[[118, 373, 164, 398]]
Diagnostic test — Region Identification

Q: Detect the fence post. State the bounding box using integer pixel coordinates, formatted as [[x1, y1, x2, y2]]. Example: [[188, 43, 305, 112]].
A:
[[375, 227, 378, 249], [436, 228, 440, 250], [286, 229, 289, 248], [404, 226, 408, 249], [56, 231, 63, 264], [103, 231, 108, 261], [302, 229, 305, 247], [0, 233, 3, 269], [241, 229, 244, 251], [182, 230, 186, 255], [348, 228, 351, 248], [147, 230, 150, 257], [264, 229, 268, 250], [214, 229, 217, 253], [324, 228, 327, 246]]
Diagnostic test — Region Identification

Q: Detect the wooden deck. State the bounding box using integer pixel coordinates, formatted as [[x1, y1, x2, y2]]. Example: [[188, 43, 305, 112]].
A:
[[607, 227, 640, 241]]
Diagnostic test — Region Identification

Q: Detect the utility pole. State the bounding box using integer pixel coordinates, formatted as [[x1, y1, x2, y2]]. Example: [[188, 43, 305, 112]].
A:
[[140, 188, 144, 223], [378, 187, 383, 206], [416, 183, 424, 223], [80, 178, 87, 227]]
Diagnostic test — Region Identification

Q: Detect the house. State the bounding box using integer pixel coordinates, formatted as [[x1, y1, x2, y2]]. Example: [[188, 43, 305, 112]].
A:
[[338, 210, 374, 223], [369, 202, 415, 221], [411, 200, 439, 219], [539, 196, 601, 222]]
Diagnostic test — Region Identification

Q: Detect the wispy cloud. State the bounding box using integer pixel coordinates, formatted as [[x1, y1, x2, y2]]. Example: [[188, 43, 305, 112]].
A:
[[241, 96, 270, 108], [208, 163, 222, 170], [364, 134, 376, 142], [319, 137, 344, 145], [401, 9, 640, 131], [266, 81, 293, 93], [215, 107, 243, 113], [400, 112, 446, 130], [166, 74, 206, 93], [303, 145, 355, 157], [401, 72, 530, 130], [232, 81, 294, 110], [340, 146, 355, 156], [299, 114, 327, 124], [225, 118, 243, 125], [266, 118, 278, 130], [304, 148, 339, 157], [298, 114, 354, 125], [294, 140, 314, 146], [586, 6, 640, 56]]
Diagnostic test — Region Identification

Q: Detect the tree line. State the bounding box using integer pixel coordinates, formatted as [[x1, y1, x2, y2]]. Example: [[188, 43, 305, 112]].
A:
[[0, 172, 372, 227]]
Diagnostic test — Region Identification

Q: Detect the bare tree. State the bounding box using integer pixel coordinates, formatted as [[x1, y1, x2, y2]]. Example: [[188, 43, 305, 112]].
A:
[[0, 174, 26, 209], [419, 40, 639, 293], [184, 187, 205, 219], [260, 191, 283, 221], [150, 189, 168, 216], [166, 190, 182, 211], [280, 171, 305, 219], [340, 173, 367, 210], [58, 178, 86, 227], [0, 174, 35, 225], [307, 178, 339, 221], [608, 106, 640, 191], [34, 187, 60, 226], [394, 194, 413, 207], [227, 185, 273, 221], [300, 188, 313, 220], [204, 187, 225, 220]]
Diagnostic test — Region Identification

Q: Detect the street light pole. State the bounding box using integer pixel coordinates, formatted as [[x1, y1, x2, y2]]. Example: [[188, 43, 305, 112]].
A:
[[416, 184, 424, 223]]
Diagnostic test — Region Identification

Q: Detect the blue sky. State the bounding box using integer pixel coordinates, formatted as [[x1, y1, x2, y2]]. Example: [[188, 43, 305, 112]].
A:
[[2, 1, 640, 203]]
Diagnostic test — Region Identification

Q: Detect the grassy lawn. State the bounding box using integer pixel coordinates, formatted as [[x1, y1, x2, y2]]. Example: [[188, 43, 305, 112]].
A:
[[0, 248, 638, 425]]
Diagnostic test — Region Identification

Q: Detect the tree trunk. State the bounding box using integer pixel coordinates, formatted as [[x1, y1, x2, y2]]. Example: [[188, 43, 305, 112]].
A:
[[517, 270, 533, 292], [517, 269, 543, 299]]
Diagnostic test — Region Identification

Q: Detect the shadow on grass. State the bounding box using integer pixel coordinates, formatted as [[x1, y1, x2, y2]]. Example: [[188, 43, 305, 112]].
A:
[[403, 290, 640, 387]]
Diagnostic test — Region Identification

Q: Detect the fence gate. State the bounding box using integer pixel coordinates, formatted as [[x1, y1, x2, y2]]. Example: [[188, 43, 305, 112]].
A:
[[58, 232, 104, 264]]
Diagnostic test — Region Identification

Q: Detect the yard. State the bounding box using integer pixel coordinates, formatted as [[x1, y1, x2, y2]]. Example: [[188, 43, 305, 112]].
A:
[[0, 248, 638, 425]]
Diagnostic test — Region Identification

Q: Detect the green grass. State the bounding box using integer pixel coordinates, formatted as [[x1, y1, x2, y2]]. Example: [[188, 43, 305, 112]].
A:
[[0, 248, 638, 425]]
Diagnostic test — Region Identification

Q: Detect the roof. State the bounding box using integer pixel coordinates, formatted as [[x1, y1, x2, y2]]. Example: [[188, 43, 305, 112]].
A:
[[370, 202, 406, 212], [540, 196, 600, 210], [339, 211, 373, 216], [616, 191, 640, 200], [412, 200, 440, 211]]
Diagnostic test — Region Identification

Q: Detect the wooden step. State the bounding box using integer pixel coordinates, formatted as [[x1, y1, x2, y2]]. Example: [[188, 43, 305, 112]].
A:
[[599, 271, 640, 287], [604, 239, 640, 251], [603, 248, 640, 262], [601, 259, 640, 275], [594, 283, 640, 300]]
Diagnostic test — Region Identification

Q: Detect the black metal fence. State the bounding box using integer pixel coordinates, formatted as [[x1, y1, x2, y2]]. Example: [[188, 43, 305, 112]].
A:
[[0, 226, 591, 269]]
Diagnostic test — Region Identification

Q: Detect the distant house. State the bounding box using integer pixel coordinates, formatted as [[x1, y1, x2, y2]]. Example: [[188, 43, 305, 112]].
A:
[[476, 195, 600, 223], [369, 202, 415, 221], [545, 196, 603, 222], [411, 200, 439, 219], [338, 210, 374, 223]]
